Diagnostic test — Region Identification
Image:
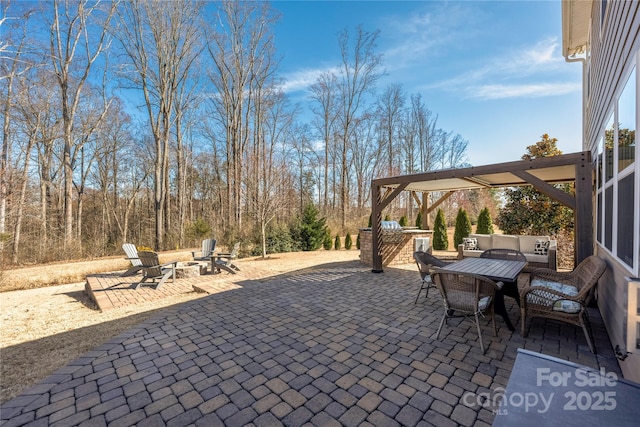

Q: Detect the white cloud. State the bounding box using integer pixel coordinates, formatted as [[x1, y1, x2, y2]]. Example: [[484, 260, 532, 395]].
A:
[[278, 66, 340, 94], [497, 37, 564, 75], [468, 82, 581, 100]]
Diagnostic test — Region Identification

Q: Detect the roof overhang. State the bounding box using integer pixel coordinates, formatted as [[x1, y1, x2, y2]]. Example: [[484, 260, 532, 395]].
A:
[[562, 0, 591, 59], [373, 151, 590, 193]]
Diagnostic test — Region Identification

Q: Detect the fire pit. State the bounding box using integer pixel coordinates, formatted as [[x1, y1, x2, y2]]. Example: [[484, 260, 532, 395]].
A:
[[175, 261, 207, 278]]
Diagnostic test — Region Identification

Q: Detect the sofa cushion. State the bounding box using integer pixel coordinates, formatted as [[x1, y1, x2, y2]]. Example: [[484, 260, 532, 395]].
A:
[[462, 237, 478, 250], [470, 234, 492, 251], [534, 239, 551, 255], [519, 235, 548, 254], [492, 234, 519, 251]]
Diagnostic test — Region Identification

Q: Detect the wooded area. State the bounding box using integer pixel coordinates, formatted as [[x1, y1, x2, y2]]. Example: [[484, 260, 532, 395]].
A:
[[1, 0, 482, 266]]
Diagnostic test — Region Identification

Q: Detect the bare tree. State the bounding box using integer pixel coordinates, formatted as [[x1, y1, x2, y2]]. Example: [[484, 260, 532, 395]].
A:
[[335, 26, 383, 230], [93, 99, 148, 245], [350, 112, 381, 210], [376, 83, 404, 176], [1, 3, 36, 255], [116, 0, 203, 250], [205, 0, 280, 231], [48, 0, 117, 251], [309, 70, 339, 211], [289, 123, 314, 211], [249, 88, 294, 258]]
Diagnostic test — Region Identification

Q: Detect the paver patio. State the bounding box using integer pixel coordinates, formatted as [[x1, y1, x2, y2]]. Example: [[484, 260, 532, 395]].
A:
[[0, 260, 621, 426]]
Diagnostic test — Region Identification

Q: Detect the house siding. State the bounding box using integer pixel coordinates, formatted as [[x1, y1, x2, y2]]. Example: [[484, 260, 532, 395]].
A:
[[582, 0, 640, 381], [585, 1, 640, 148]]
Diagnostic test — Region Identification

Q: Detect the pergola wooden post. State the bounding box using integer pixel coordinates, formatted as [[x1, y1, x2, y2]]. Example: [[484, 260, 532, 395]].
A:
[[574, 160, 594, 265]]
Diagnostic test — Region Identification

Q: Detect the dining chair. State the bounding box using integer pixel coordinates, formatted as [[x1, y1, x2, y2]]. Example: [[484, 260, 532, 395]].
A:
[[431, 270, 502, 353], [413, 251, 451, 303], [520, 256, 606, 353]]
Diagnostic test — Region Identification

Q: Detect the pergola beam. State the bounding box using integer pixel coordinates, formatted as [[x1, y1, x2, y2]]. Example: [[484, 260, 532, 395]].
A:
[[426, 191, 455, 214], [373, 152, 590, 187], [511, 170, 576, 210]]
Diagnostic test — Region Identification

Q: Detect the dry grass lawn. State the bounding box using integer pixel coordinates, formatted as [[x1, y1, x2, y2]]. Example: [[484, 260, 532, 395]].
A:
[[0, 249, 362, 404]]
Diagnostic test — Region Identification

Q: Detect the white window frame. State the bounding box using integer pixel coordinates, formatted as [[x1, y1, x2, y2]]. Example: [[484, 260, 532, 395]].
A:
[[595, 53, 639, 276]]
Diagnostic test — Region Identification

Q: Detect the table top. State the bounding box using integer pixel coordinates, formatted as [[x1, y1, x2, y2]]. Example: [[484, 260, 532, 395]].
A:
[[440, 257, 526, 282], [492, 349, 640, 426]]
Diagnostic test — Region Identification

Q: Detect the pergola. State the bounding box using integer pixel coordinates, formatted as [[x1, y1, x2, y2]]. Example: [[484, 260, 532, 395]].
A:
[[370, 151, 594, 272]]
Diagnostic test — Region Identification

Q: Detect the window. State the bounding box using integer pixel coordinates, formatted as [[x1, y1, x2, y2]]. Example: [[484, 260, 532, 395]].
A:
[[596, 60, 638, 272]]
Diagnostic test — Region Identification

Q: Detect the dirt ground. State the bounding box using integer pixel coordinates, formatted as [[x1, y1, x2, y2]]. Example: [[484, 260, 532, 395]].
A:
[[0, 250, 365, 404]]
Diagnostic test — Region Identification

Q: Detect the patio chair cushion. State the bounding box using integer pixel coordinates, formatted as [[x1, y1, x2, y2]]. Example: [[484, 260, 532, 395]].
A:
[[478, 296, 492, 311], [463, 237, 478, 250], [534, 240, 551, 255], [529, 279, 581, 314]]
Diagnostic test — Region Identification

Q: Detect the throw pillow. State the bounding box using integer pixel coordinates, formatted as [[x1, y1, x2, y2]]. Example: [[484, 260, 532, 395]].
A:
[[463, 237, 478, 251], [534, 239, 550, 255]]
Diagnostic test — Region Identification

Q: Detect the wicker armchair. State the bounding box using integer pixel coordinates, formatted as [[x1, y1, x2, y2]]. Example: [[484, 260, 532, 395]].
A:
[[413, 251, 452, 303], [520, 255, 606, 353], [431, 270, 502, 353]]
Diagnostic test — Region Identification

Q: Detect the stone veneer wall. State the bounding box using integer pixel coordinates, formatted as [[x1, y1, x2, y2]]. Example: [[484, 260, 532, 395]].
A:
[[359, 229, 432, 267]]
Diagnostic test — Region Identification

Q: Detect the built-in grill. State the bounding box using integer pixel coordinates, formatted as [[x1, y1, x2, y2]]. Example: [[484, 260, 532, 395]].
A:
[[380, 220, 404, 243]]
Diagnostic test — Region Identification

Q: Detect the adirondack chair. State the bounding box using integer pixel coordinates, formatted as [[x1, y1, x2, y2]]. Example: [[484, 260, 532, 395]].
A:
[[121, 243, 144, 277], [213, 242, 241, 274], [192, 238, 216, 261], [135, 251, 177, 290]]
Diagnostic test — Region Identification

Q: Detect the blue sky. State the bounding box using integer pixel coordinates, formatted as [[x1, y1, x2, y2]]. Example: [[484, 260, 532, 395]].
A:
[[271, 0, 583, 167]]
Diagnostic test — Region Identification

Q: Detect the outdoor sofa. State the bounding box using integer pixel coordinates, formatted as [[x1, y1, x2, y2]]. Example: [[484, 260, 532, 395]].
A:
[[458, 233, 557, 270]]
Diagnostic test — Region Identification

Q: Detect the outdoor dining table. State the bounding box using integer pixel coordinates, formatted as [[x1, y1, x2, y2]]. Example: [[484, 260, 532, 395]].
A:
[[439, 257, 527, 331]]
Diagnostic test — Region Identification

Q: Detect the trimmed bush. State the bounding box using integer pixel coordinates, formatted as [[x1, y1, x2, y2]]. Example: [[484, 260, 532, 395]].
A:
[[453, 208, 472, 247], [323, 230, 332, 250], [356, 233, 361, 249], [384, 214, 391, 221], [334, 235, 341, 250], [399, 216, 408, 227], [433, 209, 448, 250], [415, 211, 423, 228], [345, 233, 353, 250], [476, 207, 494, 234]]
